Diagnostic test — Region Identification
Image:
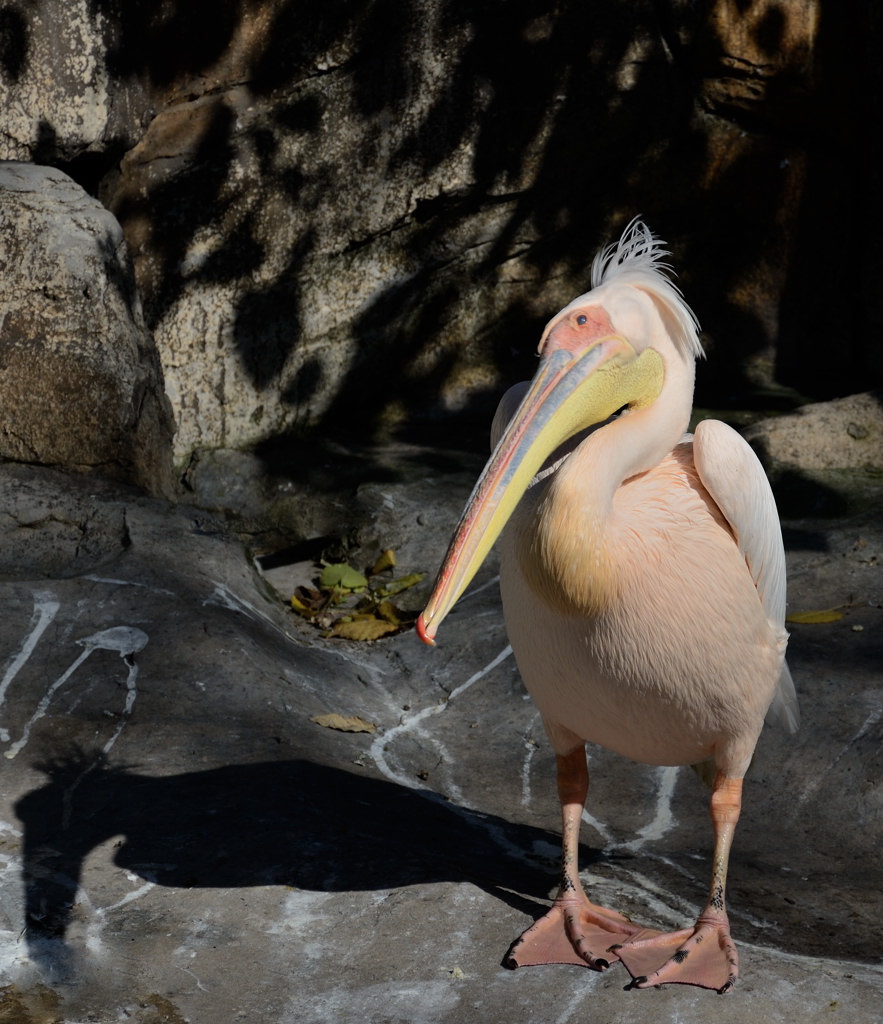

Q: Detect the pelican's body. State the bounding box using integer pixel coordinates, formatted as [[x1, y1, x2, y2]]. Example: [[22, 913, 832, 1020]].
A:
[[418, 221, 796, 993], [501, 437, 783, 774]]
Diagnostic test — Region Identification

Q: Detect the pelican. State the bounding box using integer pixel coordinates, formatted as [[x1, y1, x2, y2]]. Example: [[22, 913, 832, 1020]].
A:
[[416, 220, 797, 993]]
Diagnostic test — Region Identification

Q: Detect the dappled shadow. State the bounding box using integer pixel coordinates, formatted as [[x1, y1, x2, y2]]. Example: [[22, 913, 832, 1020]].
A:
[[15, 1, 879, 465], [0, 5, 29, 83], [781, 523, 830, 553], [92, 0, 247, 86], [769, 467, 853, 519], [105, 6, 812, 427], [15, 754, 570, 973], [776, 4, 882, 399]]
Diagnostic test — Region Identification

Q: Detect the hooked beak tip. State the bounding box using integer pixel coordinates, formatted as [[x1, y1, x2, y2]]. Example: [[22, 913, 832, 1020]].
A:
[[416, 614, 436, 647]]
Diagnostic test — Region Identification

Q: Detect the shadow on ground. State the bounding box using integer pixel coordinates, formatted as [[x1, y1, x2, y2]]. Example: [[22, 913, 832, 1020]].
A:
[[16, 754, 577, 972]]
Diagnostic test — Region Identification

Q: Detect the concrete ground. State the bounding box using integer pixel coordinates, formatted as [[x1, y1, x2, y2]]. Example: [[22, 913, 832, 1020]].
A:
[[0, 455, 880, 1024]]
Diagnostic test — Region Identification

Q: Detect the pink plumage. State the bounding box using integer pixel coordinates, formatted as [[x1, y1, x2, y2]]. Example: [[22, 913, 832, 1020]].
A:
[[418, 219, 796, 992]]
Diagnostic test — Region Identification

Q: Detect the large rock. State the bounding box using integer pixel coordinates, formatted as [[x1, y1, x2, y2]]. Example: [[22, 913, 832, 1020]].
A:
[[180, 440, 486, 564], [3, 0, 880, 472], [745, 392, 883, 472], [695, 0, 818, 127], [670, 0, 818, 385], [744, 392, 883, 517], [103, 0, 828, 462], [0, 459, 880, 1021], [104, 11, 576, 461], [0, 0, 151, 168], [0, 163, 175, 497]]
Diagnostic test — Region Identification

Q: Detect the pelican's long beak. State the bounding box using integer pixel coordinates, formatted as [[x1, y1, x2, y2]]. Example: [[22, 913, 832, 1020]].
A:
[[416, 326, 664, 645]]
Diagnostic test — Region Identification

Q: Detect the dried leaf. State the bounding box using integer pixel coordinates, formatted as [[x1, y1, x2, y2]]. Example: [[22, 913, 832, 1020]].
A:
[[311, 713, 377, 733], [376, 599, 418, 626], [376, 572, 425, 598], [786, 608, 844, 624], [377, 599, 403, 624], [329, 617, 400, 641], [371, 548, 397, 575], [290, 587, 326, 618], [318, 563, 368, 590], [285, 551, 422, 641]]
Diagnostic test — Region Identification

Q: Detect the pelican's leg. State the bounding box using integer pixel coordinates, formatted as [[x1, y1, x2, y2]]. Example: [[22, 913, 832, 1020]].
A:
[[504, 745, 645, 970], [613, 772, 743, 993]]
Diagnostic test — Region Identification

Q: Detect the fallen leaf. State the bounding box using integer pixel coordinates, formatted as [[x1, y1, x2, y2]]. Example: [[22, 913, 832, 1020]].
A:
[[377, 599, 404, 624], [371, 548, 397, 575], [375, 573, 425, 598], [786, 608, 844, 624], [291, 589, 323, 618], [318, 563, 368, 590], [310, 713, 377, 733], [329, 617, 400, 641], [285, 552, 423, 640]]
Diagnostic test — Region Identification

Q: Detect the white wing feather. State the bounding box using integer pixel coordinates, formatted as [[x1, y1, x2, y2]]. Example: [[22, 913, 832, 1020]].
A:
[[491, 382, 530, 451], [693, 419, 799, 733]]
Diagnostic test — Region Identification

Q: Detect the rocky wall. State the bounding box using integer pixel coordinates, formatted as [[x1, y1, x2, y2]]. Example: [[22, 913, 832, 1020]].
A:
[[1, 0, 879, 473]]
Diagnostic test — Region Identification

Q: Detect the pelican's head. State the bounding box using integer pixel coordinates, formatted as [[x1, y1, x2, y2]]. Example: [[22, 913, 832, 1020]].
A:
[[417, 219, 701, 645]]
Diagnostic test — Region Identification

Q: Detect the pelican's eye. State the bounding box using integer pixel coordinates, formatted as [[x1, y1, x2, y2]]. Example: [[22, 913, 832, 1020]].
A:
[[576, 314, 588, 325]]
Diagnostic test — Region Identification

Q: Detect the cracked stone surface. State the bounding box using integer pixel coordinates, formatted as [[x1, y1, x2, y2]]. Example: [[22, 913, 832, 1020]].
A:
[[0, 458, 880, 1023]]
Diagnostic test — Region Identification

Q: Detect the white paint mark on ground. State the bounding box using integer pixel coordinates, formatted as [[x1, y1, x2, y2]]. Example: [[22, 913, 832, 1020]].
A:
[[580, 805, 614, 848], [290, 979, 460, 1024], [266, 890, 341, 963], [553, 977, 602, 1024], [0, 818, 28, 975], [612, 865, 700, 927], [5, 646, 86, 758], [794, 704, 882, 813], [205, 581, 286, 636], [621, 764, 680, 852], [0, 818, 21, 838], [83, 574, 175, 596], [370, 645, 513, 795], [81, 876, 157, 956], [519, 715, 542, 809], [60, 634, 147, 827], [5, 626, 148, 761], [177, 962, 210, 992], [370, 644, 537, 866], [739, 939, 883, 978], [0, 591, 59, 712], [413, 723, 465, 805], [98, 642, 142, 757], [456, 575, 500, 603]]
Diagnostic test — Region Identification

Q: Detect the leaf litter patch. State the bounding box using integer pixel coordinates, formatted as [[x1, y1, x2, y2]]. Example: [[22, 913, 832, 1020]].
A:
[[288, 547, 425, 640]]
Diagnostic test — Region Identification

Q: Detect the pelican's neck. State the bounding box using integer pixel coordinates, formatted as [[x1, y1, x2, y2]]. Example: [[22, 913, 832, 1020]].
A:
[[520, 353, 695, 616]]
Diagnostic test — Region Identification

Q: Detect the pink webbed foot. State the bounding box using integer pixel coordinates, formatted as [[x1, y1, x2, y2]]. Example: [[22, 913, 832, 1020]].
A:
[[612, 912, 739, 993], [504, 891, 653, 971]]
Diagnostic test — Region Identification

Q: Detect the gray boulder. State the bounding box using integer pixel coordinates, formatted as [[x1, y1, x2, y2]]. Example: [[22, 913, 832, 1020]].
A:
[[743, 392, 883, 516], [0, 163, 175, 497], [744, 392, 883, 472]]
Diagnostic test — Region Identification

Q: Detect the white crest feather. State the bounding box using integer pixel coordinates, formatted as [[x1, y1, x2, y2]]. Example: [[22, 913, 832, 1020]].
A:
[[592, 217, 703, 360]]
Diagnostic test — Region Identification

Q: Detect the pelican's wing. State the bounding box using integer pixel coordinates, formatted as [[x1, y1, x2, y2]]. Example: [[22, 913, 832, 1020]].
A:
[[490, 382, 530, 450], [693, 419, 799, 733]]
